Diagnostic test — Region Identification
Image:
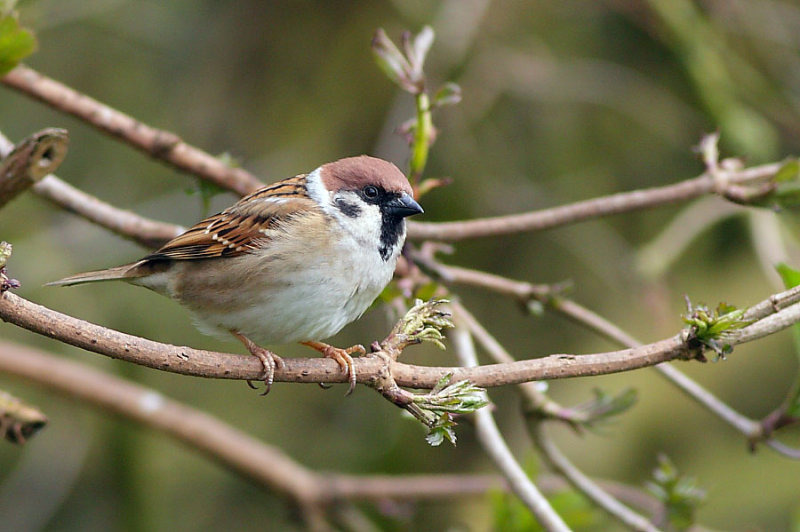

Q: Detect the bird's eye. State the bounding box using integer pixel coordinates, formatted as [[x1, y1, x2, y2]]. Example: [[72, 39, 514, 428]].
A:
[[362, 185, 380, 199]]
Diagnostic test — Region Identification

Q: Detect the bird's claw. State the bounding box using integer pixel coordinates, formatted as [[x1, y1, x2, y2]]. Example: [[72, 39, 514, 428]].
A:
[[247, 348, 284, 395], [303, 341, 365, 395], [232, 331, 284, 395]]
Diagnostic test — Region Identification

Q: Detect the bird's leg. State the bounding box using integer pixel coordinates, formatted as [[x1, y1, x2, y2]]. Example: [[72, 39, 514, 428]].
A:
[[231, 331, 284, 395], [301, 341, 366, 395]]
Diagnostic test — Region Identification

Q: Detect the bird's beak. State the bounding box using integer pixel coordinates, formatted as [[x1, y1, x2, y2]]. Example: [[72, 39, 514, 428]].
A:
[[386, 192, 424, 218]]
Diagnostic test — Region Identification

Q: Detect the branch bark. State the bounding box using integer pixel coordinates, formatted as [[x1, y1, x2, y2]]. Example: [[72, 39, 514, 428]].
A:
[[0, 130, 183, 249], [0, 291, 687, 389], [2, 288, 800, 390], [33, 176, 184, 248], [406, 161, 783, 241], [0, 340, 667, 513], [2, 66, 264, 196], [450, 324, 570, 531], [0, 128, 68, 208]]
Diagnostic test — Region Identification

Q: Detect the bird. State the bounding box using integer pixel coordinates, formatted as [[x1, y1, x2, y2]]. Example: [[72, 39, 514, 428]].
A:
[[49, 155, 423, 394]]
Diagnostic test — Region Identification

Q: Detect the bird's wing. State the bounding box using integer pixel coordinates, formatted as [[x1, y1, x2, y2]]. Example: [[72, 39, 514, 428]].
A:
[[145, 174, 316, 261]]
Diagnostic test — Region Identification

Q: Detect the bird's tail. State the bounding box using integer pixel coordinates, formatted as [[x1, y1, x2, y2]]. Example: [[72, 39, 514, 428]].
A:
[[46, 263, 144, 287]]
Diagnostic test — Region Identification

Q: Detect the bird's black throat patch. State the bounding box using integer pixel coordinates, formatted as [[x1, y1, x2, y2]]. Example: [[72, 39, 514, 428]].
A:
[[378, 213, 405, 261]]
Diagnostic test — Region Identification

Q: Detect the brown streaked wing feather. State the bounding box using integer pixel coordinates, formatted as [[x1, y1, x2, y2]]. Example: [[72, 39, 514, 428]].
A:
[[144, 174, 313, 261]]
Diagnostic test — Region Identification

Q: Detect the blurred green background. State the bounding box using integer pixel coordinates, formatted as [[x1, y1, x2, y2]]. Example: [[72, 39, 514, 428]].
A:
[[2, 0, 800, 530]]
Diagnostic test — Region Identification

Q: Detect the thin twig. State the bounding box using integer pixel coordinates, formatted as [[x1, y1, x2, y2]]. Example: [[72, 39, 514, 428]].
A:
[[406, 161, 783, 241], [725, 302, 800, 344], [653, 362, 760, 436], [765, 439, 800, 459], [530, 422, 661, 532], [1, 65, 264, 196], [33, 176, 184, 248], [553, 293, 800, 455], [551, 297, 641, 347], [424, 260, 554, 302], [450, 324, 570, 531], [456, 301, 665, 528], [452, 301, 588, 423], [741, 284, 800, 322]]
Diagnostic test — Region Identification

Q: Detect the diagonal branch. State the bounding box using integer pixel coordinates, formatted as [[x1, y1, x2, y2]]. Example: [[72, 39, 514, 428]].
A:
[[32, 176, 184, 248], [450, 323, 570, 531], [0, 130, 183, 249], [452, 303, 662, 529], [1, 65, 264, 196], [438, 261, 800, 453]]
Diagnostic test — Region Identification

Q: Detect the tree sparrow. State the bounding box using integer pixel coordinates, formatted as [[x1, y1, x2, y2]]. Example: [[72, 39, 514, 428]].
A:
[[50, 155, 423, 393]]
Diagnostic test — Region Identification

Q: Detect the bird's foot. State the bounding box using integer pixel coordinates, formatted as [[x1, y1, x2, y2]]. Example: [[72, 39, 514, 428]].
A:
[[231, 331, 285, 395], [301, 341, 366, 395]]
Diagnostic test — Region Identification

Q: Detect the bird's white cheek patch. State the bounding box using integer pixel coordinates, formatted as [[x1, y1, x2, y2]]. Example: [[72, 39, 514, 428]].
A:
[[305, 167, 327, 206]]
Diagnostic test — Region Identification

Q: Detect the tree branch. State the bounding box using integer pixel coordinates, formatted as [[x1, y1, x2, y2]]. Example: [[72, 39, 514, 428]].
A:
[[0, 128, 68, 208], [0, 290, 683, 389], [452, 303, 662, 529], [0, 130, 183, 249], [414, 255, 800, 455], [1, 65, 264, 196], [1, 339, 667, 518], [406, 161, 783, 241], [3, 287, 800, 391], [451, 301, 586, 423], [33, 176, 184, 248], [450, 324, 570, 531]]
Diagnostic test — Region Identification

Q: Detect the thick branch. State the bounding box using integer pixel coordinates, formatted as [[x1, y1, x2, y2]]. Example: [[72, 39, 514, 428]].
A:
[[2, 66, 264, 196], [3, 289, 800, 390], [0, 340, 320, 502], [0, 290, 690, 389], [406, 162, 782, 241]]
